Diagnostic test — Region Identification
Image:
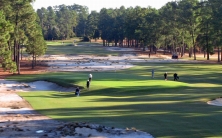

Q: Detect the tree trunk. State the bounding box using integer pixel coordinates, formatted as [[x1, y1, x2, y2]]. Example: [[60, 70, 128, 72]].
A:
[[103, 40, 105, 46], [191, 30, 196, 60], [218, 46, 220, 62], [221, 48, 222, 61], [154, 45, 157, 54], [17, 44, 20, 74], [21, 46, 23, 60], [14, 11, 20, 74], [179, 47, 181, 57], [14, 40, 17, 62], [115, 39, 117, 46], [206, 23, 210, 60], [35, 55, 37, 66], [181, 46, 183, 57], [32, 53, 34, 69], [189, 47, 192, 58]]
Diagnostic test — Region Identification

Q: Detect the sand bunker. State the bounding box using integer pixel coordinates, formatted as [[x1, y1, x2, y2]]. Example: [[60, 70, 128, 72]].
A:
[[207, 98, 222, 106], [40, 54, 135, 72], [23, 47, 202, 72], [37, 54, 203, 72], [0, 79, 75, 92]]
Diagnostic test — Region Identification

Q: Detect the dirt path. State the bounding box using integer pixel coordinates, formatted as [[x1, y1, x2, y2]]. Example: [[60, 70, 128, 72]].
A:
[[0, 90, 63, 137]]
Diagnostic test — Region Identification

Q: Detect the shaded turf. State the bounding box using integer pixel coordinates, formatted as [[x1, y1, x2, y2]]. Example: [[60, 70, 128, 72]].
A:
[[45, 42, 120, 56], [7, 62, 222, 138]]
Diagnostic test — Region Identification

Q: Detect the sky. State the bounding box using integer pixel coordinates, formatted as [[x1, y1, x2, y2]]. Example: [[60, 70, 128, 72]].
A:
[[32, 0, 173, 12]]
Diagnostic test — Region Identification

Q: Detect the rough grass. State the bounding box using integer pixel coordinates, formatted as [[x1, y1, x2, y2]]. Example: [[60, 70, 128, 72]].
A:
[[7, 63, 222, 138], [45, 42, 119, 56]]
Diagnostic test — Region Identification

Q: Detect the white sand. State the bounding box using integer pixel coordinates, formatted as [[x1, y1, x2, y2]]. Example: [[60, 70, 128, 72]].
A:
[[207, 98, 222, 106], [0, 79, 75, 92], [37, 54, 203, 72], [74, 127, 153, 138]]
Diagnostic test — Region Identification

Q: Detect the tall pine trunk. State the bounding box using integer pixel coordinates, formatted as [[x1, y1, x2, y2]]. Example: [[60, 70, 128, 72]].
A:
[[191, 29, 196, 60], [218, 46, 220, 62], [189, 47, 192, 58], [206, 23, 210, 60], [115, 39, 117, 46], [32, 53, 34, 69], [103, 40, 105, 46], [15, 13, 20, 74], [17, 44, 20, 74], [221, 48, 222, 61]]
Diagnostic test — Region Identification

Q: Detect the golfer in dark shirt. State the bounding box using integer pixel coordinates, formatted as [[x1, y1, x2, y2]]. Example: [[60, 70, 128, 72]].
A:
[[164, 72, 167, 80], [86, 80, 90, 90], [174, 73, 179, 81], [75, 87, 80, 96]]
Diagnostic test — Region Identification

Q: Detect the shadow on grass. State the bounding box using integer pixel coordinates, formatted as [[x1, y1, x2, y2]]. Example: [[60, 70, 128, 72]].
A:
[[20, 84, 222, 138]]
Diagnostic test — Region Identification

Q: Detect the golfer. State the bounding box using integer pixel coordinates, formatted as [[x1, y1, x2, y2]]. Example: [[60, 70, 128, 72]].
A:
[[174, 73, 179, 81], [151, 69, 154, 78], [75, 87, 80, 96], [89, 73, 92, 82], [86, 80, 90, 90], [164, 72, 168, 80]]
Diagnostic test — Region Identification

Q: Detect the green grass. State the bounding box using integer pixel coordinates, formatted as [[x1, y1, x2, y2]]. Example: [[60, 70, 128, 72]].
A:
[[7, 63, 222, 138], [180, 55, 218, 61], [46, 38, 81, 43], [45, 42, 119, 56]]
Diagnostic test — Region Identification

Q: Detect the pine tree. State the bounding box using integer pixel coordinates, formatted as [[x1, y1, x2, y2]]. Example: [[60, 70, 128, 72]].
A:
[[0, 11, 16, 72]]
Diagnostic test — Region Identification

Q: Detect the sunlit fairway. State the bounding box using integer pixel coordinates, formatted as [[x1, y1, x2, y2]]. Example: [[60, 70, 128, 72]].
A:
[[45, 42, 118, 55], [8, 42, 222, 138]]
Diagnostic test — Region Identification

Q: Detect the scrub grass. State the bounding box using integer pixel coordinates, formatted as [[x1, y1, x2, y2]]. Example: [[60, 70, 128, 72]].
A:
[[45, 42, 119, 56], [7, 63, 222, 138]]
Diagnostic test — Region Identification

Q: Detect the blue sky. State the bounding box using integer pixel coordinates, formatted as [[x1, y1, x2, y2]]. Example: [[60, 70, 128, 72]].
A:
[[32, 0, 173, 12]]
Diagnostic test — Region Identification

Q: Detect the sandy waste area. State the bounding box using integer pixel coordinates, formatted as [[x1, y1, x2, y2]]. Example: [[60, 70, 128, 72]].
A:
[[35, 47, 204, 73]]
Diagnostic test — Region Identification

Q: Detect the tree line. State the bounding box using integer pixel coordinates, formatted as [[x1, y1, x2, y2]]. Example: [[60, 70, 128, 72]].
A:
[[0, 0, 47, 74], [36, 4, 88, 40], [37, 0, 222, 61]]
